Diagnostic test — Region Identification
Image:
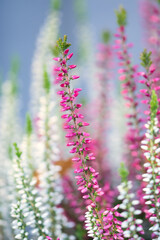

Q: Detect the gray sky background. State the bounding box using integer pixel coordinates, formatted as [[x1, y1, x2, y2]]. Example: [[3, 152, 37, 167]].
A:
[[0, 0, 143, 118]]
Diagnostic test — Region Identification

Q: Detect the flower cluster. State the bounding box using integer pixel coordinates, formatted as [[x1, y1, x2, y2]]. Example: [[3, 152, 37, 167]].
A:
[[30, 6, 60, 116], [115, 7, 144, 178], [117, 163, 144, 240], [11, 143, 47, 239], [0, 60, 21, 240], [139, 49, 160, 121], [141, 91, 160, 239], [53, 35, 123, 239], [92, 32, 113, 180], [36, 70, 75, 239], [141, 0, 160, 81], [85, 206, 101, 240]]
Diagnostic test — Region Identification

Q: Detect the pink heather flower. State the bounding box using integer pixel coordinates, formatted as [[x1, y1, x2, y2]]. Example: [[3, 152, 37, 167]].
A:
[[53, 57, 61, 61], [115, 18, 145, 180], [69, 64, 76, 69], [90, 42, 114, 185], [62, 176, 85, 223], [71, 75, 80, 79], [141, 0, 160, 98], [53, 41, 123, 239], [139, 66, 160, 119], [64, 48, 69, 55], [67, 53, 73, 60], [46, 237, 52, 240]]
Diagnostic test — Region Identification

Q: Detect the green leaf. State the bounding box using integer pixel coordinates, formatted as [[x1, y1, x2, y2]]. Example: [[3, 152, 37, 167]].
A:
[[119, 162, 129, 182], [140, 49, 152, 70], [25, 113, 32, 136], [13, 143, 22, 158], [102, 30, 111, 44], [43, 66, 51, 93], [115, 6, 127, 27], [150, 90, 158, 119]]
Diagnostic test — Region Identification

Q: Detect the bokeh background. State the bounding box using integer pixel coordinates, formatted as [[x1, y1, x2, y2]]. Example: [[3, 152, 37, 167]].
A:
[[0, 0, 142, 120]]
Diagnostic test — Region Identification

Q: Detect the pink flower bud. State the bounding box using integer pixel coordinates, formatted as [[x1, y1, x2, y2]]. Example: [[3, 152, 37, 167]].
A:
[[77, 114, 84, 119], [70, 147, 77, 153], [53, 57, 61, 61], [67, 53, 73, 60], [72, 75, 80, 80], [69, 64, 76, 69], [64, 49, 69, 55], [54, 67, 61, 71], [65, 132, 76, 138], [57, 91, 65, 95], [83, 194, 90, 199], [81, 187, 88, 193], [82, 122, 89, 126], [61, 59, 66, 65], [62, 68, 68, 73], [67, 142, 75, 146], [61, 114, 69, 119], [119, 75, 126, 81], [74, 168, 83, 173], [72, 157, 81, 162]]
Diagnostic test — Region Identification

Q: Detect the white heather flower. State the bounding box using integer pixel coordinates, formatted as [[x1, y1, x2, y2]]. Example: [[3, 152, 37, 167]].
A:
[[142, 117, 160, 238], [0, 78, 21, 240], [30, 10, 60, 116], [117, 180, 143, 239], [36, 88, 75, 240], [85, 206, 101, 240]]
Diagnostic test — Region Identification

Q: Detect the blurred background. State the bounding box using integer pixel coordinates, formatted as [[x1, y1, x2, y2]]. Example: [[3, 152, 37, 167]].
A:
[[0, 0, 142, 120]]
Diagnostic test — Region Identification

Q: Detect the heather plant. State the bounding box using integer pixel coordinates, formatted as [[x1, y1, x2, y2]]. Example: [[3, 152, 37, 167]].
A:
[[2, 1, 160, 240], [53, 35, 123, 239], [0, 59, 21, 240], [115, 6, 145, 180]]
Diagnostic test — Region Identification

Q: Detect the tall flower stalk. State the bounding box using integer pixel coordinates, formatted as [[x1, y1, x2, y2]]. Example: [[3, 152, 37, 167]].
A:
[[30, 1, 61, 116], [53, 35, 123, 239], [0, 59, 21, 240], [117, 163, 144, 239], [92, 31, 113, 180], [115, 7, 144, 178], [12, 143, 47, 239], [140, 50, 160, 238], [141, 0, 160, 80], [141, 91, 160, 239], [37, 68, 75, 240]]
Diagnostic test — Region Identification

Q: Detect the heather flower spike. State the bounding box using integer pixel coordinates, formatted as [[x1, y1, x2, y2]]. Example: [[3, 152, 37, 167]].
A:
[[118, 163, 144, 239], [53, 35, 123, 239], [141, 90, 160, 239], [12, 143, 47, 239], [115, 6, 145, 179], [139, 49, 160, 120]]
